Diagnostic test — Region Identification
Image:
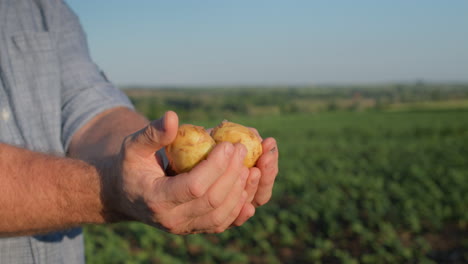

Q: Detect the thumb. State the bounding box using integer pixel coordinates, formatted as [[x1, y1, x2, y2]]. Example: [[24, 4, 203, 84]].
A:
[[127, 111, 179, 157]]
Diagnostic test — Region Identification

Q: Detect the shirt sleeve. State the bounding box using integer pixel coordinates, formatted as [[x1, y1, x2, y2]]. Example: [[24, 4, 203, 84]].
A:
[[54, 0, 135, 151]]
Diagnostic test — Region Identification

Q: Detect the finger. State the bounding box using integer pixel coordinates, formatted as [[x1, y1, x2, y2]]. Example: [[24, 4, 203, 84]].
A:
[[162, 170, 247, 234], [218, 190, 249, 231], [232, 203, 255, 227], [187, 180, 248, 233], [201, 144, 247, 211], [230, 168, 261, 227], [245, 167, 261, 203], [253, 137, 279, 207], [126, 111, 179, 158], [159, 142, 235, 205], [179, 144, 248, 217]]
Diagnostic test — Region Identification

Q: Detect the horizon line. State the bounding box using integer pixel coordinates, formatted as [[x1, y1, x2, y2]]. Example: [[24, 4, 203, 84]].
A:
[[117, 81, 468, 89]]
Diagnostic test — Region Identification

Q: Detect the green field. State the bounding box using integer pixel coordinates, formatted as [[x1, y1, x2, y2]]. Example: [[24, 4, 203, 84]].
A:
[[85, 85, 468, 263]]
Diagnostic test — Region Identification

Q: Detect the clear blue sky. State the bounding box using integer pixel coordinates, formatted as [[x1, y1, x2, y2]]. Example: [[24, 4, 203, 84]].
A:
[[66, 0, 468, 86]]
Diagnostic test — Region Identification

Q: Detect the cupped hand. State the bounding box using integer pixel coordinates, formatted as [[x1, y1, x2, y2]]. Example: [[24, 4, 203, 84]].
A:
[[104, 111, 250, 234], [232, 131, 279, 226]]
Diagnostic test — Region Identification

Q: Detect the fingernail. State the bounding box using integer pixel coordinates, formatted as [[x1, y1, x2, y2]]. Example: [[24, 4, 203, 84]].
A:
[[225, 143, 234, 156], [269, 146, 277, 153]]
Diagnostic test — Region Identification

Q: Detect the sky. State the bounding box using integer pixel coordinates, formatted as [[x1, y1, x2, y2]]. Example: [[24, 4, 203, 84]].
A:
[[66, 0, 468, 87]]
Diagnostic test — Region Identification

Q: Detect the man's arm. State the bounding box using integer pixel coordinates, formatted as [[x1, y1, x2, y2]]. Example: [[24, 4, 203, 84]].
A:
[[0, 108, 252, 236], [0, 107, 145, 236], [0, 142, 106, 236]]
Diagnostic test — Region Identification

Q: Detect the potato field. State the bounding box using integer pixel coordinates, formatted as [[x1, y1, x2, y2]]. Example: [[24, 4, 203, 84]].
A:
[[85, 84, 468, 263]]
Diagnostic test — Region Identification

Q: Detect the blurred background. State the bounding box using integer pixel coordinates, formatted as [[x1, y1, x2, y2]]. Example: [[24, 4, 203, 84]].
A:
[[67, 0, 468, 263]]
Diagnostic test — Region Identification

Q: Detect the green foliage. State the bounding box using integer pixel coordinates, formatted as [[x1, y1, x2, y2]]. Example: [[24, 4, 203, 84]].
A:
[[85, 86, 468, 263], [124, 84, 468, 122]]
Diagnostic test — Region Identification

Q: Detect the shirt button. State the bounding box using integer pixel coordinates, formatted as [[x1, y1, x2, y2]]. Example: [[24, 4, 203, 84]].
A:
[[1, 108, 11, 121]]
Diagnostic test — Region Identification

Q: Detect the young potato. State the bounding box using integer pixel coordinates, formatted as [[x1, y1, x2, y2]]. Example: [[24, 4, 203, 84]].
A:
[[165, 121, 262, 174], [165, 124, 216, 174], [211, 121, 262, 168]]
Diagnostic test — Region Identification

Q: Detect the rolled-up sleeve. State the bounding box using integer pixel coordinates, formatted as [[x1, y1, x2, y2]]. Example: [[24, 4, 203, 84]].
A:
[[55, 0, 134, 151]]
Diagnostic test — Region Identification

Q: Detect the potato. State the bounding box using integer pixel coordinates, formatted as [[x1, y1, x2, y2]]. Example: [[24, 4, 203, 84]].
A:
[[165, 121, 263, 174], [211, 121, 262, 168], [165, 124, 216, 174]]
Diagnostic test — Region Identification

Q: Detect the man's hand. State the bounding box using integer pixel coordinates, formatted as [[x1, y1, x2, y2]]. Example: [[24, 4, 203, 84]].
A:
[[104, 111, 251, 234], [0, 108, 277, 236]]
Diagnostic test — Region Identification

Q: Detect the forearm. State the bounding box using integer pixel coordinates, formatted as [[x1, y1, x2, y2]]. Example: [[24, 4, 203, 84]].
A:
[[0, 108, 148, 236], [67, 107, 149, 163], [0, 143, 105, 236]]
